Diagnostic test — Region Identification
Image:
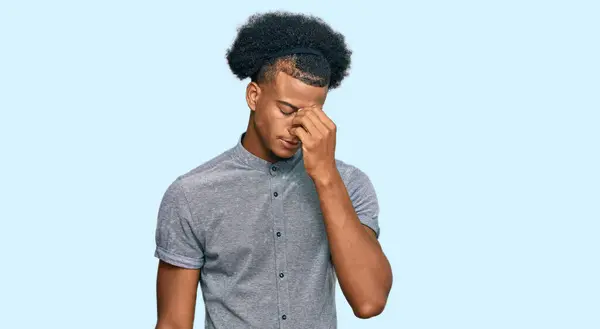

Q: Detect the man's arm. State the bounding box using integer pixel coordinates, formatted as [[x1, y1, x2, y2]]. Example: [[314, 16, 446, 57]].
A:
[[155, 260, 200, 329], [314, 170, 393, 319], [289, 106, 393, 318], [154, 178, 205, 328]]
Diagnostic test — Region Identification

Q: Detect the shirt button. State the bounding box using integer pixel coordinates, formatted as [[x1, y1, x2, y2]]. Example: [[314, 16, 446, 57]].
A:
[[273, 192, 278, 197], [276, 232, 281, 237], [279, 272, 284, 278], [282, 315, 287, 320]]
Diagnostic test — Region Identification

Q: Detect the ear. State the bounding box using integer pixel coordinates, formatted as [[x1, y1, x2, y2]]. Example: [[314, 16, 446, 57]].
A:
[[245, 81, 261, 112]]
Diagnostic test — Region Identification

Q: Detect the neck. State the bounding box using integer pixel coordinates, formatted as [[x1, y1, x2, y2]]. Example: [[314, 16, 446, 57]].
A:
[[242, 117, 280, 164]]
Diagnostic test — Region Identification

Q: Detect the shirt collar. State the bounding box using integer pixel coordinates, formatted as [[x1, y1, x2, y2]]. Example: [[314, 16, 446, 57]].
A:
[[231, 132, 303, 173]]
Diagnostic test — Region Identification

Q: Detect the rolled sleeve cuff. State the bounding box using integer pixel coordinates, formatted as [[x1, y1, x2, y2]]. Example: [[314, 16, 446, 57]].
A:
[[155, 246, 204, 269], [359, 215, 380, 239]]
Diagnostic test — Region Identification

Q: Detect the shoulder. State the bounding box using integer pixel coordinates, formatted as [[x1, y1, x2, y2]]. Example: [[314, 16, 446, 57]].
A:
[[334, 158, 379, 205], [166, 146, 238, 196], [335, 158, 381, 236], [334, 158, 374, 187]]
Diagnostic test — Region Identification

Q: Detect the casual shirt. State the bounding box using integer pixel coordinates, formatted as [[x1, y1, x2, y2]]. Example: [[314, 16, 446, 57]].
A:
[[154, 132, 380, 329]]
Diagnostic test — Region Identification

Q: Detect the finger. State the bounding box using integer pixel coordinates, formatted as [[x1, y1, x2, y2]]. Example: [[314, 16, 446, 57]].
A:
[[302, 109, 329, 136], [310, 107, 336, 131], [292, 110, 322, 137], [289, 126, 309, 143]]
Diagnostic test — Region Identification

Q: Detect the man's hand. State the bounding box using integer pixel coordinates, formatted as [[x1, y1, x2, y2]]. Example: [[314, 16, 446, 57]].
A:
[[289, 106, 338, 182]]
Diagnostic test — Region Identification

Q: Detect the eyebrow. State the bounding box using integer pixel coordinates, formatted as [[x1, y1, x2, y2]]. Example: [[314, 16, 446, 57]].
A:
[[276, 100, 300, 111]]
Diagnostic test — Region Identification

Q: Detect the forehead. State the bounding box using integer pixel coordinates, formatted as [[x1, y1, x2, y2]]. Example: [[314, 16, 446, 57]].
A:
[[269, 71, 328, 106]]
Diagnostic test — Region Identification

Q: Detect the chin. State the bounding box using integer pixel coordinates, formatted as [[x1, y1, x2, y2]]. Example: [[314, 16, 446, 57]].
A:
[[271, 139, 299, 159], [272, 147, 296, 159]]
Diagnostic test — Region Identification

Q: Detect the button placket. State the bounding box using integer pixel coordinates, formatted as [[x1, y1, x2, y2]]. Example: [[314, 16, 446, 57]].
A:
[[271, 166, 291, 327], [270, 165, 279, 177]]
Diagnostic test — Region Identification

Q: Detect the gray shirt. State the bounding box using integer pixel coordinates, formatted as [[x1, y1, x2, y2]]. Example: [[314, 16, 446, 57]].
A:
[[154, 133, 380, 329]]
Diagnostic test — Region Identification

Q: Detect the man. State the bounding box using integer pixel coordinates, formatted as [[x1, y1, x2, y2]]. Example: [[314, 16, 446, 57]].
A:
[[154, 11, 393, 329]]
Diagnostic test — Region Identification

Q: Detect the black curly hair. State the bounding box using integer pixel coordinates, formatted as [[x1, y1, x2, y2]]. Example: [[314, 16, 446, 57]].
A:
[[226, 11, 352, 89]]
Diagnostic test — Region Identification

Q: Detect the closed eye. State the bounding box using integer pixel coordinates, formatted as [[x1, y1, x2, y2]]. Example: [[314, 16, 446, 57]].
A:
[[276, 100, 300, 116], [279, 108, 294, 116]]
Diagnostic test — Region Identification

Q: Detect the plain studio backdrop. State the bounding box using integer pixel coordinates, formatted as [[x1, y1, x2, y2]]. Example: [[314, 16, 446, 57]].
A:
[[0, 1, 598, 328]]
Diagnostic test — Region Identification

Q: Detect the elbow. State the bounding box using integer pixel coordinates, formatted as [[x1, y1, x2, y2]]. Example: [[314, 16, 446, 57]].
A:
[[351, 279, 392, 319], [353, 299, 387, 319], [352, 281, 392, 319]]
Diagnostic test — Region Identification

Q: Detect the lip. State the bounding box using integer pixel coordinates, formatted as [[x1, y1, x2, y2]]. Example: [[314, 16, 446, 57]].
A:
[[280, 139, 299, 148]]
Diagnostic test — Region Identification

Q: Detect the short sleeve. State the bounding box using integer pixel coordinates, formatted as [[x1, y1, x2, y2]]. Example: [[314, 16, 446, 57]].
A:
[[154, 178, 205, 269], [345, 166, 381, 238]]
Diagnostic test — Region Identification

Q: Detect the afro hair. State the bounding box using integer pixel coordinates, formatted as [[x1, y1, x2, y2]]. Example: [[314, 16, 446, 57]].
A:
[[226, 11, 352, 89]]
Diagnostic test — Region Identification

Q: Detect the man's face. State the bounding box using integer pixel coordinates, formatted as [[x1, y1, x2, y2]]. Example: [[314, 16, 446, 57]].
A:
[[249, 71, 328, 159]]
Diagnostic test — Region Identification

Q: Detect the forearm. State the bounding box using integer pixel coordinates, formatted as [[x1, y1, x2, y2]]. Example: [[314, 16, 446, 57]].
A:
[[314, 169, 393, 318], [155, 321, 192, 329]]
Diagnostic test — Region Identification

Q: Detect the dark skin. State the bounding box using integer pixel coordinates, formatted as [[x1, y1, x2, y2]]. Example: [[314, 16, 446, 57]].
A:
[[155, 261, 199, 329], [242, 70, 328, 163], [156, 70, 393, 328]]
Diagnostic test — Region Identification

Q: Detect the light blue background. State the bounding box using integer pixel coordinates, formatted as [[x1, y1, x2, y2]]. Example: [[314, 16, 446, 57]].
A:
[[1, 1, 598, 328]]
